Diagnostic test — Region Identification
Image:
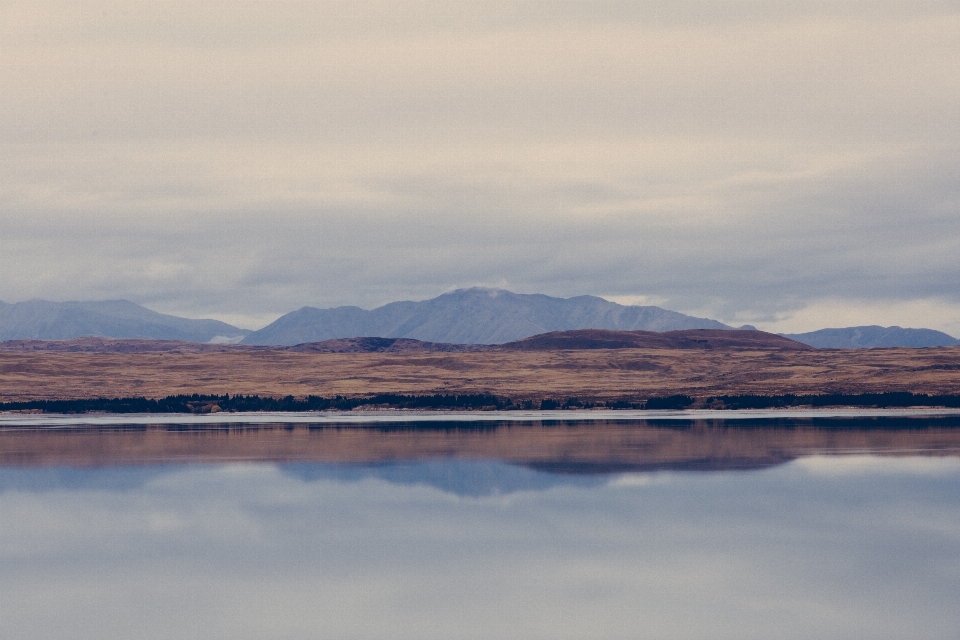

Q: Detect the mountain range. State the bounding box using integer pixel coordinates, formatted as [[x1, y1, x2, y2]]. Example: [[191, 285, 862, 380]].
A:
[[0, 289, 957, 349], [240, 287, 730, 345], [782, 326, 960, 349], [0, 299, 248, 344]]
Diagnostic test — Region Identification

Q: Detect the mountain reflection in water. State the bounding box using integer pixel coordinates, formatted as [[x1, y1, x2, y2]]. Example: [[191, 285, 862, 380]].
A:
[[1, 416, 959, 640], [2, 415, 960, 472]]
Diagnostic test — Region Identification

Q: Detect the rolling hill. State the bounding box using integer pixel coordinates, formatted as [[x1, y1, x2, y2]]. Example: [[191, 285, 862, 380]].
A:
[[499, 329, 812, 351]]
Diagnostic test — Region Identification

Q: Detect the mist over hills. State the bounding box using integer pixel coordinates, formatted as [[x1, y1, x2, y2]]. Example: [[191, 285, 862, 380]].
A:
[[240, 288, 732, 345], [0, 299, 248, 343], [782, 326, 960, 349]]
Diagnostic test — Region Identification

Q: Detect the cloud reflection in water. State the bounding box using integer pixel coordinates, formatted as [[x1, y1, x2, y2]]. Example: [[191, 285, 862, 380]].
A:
[[1, 458, 959, 640]]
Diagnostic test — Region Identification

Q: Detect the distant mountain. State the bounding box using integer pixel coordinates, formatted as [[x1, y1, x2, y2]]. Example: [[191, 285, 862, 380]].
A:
[[0, 338, 267, 353], [782, 326, 960, 349], [242, 288, 731, 345], [0, 299, 249, 343]]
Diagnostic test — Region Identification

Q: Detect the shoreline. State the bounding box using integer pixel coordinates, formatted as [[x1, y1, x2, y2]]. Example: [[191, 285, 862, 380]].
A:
[[3, 407, 960, 428]]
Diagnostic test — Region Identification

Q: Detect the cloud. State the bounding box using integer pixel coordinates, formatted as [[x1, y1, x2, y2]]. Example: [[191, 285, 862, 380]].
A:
[[1, 1, 958, 330], [738, 297, 960, 336], [2, 457, 960, 639], [790, 454, 960, 477]]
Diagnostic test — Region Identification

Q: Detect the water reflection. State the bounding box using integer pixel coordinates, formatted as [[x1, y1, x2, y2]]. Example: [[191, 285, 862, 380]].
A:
[[1, 417, 959, 639], [3, 415, 960, 470]]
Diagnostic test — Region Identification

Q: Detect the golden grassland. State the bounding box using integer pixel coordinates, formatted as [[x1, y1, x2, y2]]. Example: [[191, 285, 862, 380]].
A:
[[2, 345, 960, 402]]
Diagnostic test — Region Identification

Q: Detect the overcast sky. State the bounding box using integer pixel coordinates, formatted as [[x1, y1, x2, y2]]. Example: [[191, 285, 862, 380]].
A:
[[2, 1, 958, 334]]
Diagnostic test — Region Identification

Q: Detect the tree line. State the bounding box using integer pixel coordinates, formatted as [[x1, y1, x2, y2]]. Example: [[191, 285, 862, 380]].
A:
[[0, 391, 958, 414]]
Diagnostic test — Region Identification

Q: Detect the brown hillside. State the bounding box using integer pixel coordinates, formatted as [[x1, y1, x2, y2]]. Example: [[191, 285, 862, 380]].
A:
[[286, 337, 490, 353], [2, 344, 960, 403], [500, 329, 812, 351]]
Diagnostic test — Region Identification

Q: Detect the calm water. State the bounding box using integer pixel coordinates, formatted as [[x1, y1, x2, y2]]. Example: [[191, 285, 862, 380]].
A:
[[1, 414, 959, 639]]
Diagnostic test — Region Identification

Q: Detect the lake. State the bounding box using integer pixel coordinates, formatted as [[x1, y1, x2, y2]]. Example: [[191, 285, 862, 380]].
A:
[[1, 412, 959, 639]]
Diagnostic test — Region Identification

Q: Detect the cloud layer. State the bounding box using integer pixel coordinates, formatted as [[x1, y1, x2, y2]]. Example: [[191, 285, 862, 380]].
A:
[[2, 1, 958, 332], [2, 458, 960, 639]]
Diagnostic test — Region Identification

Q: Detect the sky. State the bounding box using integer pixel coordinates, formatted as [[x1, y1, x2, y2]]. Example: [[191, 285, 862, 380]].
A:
[[1, 1, 958, 334]]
